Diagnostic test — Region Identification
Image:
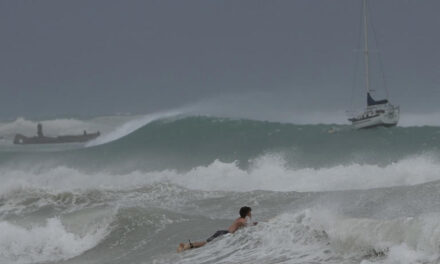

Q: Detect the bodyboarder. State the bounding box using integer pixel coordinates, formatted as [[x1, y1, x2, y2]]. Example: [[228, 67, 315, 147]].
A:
[[177, 206, 257, 252]]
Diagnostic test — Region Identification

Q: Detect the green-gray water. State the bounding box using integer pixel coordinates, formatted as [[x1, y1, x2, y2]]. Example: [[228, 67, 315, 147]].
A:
[[1, 115, 440, 264]]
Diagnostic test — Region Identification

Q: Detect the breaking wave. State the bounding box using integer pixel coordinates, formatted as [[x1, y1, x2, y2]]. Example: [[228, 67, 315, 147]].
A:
[[85, 110, 183, 147], [1, 154, 439, 195], [0, 217, 111, 264]]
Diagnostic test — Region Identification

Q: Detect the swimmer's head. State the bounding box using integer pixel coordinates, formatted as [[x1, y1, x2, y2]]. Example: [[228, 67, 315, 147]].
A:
[[239, 206, 252, 218]]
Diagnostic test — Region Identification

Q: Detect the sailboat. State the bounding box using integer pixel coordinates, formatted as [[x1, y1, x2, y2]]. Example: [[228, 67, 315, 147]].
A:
[[348, 0, 399, 129]]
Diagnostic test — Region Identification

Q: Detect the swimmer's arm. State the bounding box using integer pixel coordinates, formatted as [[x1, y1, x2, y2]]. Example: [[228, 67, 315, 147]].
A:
[[242, 220, 258, 227]]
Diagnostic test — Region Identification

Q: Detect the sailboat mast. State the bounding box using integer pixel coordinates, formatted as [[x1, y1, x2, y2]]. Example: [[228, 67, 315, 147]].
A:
[[363, 0, 370, 93]]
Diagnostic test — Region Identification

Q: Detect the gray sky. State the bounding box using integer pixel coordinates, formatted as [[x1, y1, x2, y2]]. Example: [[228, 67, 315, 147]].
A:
[[1, 0, 439, 120]]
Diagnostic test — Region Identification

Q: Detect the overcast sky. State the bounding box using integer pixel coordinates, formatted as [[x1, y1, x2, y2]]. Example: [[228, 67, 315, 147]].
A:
[[1, 0, 439, 120]]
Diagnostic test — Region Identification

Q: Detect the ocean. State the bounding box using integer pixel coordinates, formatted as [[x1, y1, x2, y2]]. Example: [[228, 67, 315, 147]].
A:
[[1, 113, 440, 264]]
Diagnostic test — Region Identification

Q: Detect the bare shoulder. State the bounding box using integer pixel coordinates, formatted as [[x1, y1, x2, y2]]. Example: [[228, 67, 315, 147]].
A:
[[236, 218, 247, 225], [235, 217, 244, 223]]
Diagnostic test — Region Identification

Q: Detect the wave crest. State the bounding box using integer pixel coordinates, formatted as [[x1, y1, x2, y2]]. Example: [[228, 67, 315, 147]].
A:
[[1, 154, 439, 195], [0, 217, 111, 264]]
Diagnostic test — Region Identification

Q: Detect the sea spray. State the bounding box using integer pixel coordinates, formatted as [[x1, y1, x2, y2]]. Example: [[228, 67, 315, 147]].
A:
[[0, 217, 111, 264]]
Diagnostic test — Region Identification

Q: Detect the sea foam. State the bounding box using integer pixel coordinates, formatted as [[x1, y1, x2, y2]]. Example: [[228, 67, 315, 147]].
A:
[[0, 154, 439, 196], [0, 217, 110, 264], [169, 210, 440, 264]]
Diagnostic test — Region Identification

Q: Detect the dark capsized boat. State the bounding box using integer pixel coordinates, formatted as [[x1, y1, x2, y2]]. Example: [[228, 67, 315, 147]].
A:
[[14, 123, 100, 145]]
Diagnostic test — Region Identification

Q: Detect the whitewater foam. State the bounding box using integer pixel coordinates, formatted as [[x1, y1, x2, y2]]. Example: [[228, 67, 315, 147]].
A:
[[176, 154, 440, 192], [168, 210, 332, 264], [1, 154, 439, 195], [323, 212, 440, 264], [170, 209, 440, 264], [0, 217, 110, 264]]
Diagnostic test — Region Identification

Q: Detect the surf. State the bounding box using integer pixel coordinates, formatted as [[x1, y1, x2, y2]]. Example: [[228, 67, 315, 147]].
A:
[[1, 113, 440, 264]]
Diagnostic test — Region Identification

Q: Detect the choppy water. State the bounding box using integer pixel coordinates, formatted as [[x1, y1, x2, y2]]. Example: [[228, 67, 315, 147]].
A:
[[1, 114, 440, 264]]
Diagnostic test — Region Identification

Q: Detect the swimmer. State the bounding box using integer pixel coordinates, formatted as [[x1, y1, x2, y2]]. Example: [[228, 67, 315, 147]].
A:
[[177, 206, 257, 252]]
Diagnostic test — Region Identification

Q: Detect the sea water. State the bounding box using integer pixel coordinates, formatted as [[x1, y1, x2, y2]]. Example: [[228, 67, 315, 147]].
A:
[[1, 114, 440, 264]]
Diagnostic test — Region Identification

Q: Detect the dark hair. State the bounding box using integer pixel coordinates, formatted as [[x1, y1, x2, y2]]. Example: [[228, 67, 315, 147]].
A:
[[239, 206, 251, 218]]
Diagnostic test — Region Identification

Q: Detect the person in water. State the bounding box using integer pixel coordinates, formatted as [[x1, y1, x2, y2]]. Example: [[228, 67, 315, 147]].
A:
[[177, 206, 257, 252]]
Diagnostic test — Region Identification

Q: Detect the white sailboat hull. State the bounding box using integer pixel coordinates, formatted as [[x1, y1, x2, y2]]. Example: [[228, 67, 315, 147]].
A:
[[349, 104, 400, 129], [348, 0, 400, 129]]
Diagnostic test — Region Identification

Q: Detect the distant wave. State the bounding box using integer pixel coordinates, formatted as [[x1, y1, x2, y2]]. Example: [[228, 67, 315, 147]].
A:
[[1, 116, 439, 172], [85, 110, 183, 147], [1, 109, 439, 146]]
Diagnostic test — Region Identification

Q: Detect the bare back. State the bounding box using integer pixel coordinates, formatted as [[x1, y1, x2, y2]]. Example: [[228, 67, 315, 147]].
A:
[[228, 217, 247, 233]]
